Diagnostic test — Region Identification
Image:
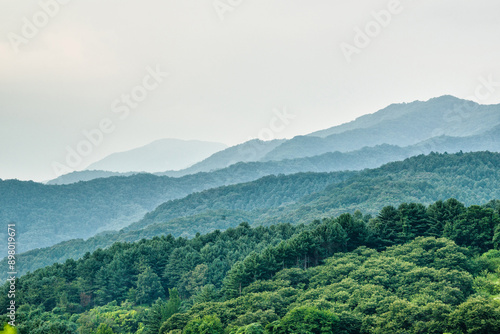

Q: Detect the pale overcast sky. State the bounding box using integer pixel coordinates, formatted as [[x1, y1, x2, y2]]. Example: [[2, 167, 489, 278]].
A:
[[1, 0, 500, 181]]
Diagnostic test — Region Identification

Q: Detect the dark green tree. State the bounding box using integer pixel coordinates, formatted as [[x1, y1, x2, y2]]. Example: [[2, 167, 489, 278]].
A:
[[144, 288, 181, 334], [136, 266, 166, 305], [444, 206, 500, 252]]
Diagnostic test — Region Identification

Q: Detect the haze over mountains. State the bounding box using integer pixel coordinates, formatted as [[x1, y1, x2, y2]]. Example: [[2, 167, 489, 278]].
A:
[[46, 139, 228, 185], [261, 95, 500, 161], [47, 95, 500, 185], [86, 138, 227, 173], [308, 95, 497, 138]]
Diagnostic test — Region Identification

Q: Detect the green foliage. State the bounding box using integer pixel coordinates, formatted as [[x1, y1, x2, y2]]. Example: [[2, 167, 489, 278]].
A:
[[171, 236, 484, 333], [136, 266, 166, 305], [74, 302, 143, 334], [0, 324, 16, 334], [5, 195, 500, 333], [230, 323, 264, 334], [447, 297, 500, 334], [95, 323, 115, 334], [143, 289, 181, 334], [183, 315, 223, 334], [446, 205, 500, 252], [266, 306, 339, 334]]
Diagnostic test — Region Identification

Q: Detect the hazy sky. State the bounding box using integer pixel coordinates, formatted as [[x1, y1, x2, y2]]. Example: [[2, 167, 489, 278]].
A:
[[1, 0, 500, 181]]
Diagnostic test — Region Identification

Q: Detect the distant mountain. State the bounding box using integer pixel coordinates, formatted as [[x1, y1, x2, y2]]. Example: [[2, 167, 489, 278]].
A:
[[158, 139, 285, 177], [47, 96, 500, 184], [7, 151, 500, 278], [181, 96, 500, 168], [47, 139, 281, 184], [262, 96, 500, 160], [414, 123, 500, 153], [51, 118, 500, 186], [86, 138, 227, 173], [309, 95, 499, 138]]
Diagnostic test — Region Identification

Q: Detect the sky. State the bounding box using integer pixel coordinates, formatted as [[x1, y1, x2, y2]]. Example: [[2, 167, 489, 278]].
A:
[[1, 0, 500, 182]]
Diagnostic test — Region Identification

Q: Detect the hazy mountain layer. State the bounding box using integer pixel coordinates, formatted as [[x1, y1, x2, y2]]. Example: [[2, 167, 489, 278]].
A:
[[86, 138, 227, 173], [263, 96, 500, 160]]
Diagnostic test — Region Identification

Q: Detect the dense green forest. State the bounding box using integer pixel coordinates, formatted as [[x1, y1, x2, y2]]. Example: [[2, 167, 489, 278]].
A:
[[0, 172, 353, 279], [6, 151, 500, 280], [2, 198, 500, 333]]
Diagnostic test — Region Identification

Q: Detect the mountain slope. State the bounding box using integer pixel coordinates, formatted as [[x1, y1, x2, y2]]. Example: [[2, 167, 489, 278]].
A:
[[1, 171, 354, 278], [5, 200, 500, 333], [158, 139, 285, 177], [46, 139, 285, 185], [46, 170, 137, 185], [2, 151, 362, 253], [86, 138, 227, 173], [131, 151, 500, 232], [45, 120, 500, 186], [263, 96, 500, 160], [260, 151, 500, 225], [7, 151, 500, 278], [309, 95, 500, 138]]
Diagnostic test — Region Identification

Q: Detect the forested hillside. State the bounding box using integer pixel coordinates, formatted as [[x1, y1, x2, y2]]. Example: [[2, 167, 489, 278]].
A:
[[2, 199, 500, 333], [120, 151, 500, 233], [0, 160, 355, 252], [0, 172, 353, 278], [0, 173, 249, 253], [259, 151, 500, 225], [5, 151, 500, 279]]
